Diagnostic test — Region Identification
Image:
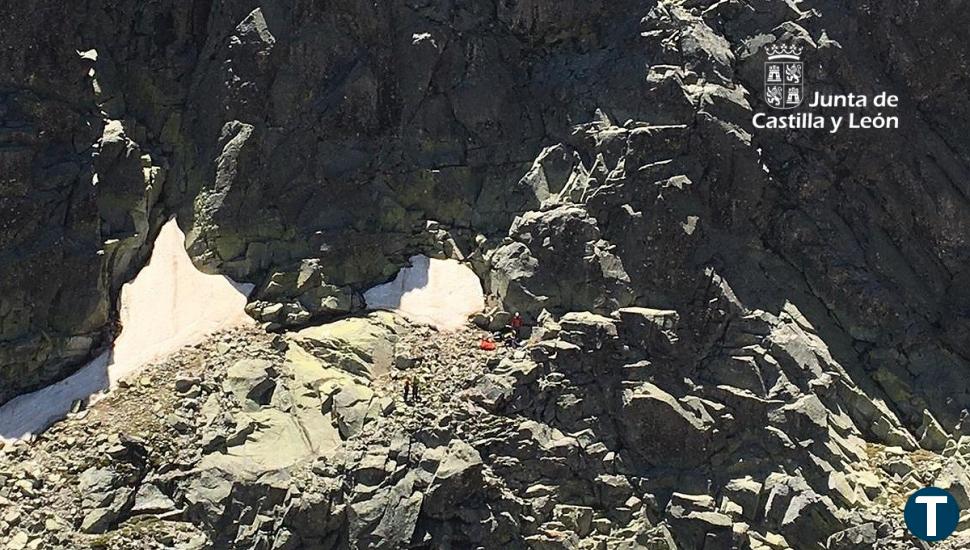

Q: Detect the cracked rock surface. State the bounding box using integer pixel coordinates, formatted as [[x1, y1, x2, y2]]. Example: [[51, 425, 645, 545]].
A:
[[3, 313, 970, 548], [2, 0, 970, 548]]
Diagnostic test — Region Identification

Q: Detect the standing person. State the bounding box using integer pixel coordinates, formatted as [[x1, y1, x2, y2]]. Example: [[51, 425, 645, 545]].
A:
[[510, 312, 524, 341], [412, 375, 420, 403], [403, 377, 411, 403]]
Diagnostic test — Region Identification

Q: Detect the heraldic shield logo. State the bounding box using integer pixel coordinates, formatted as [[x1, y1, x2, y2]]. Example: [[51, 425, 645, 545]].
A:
[[764, 43, 803, 109]]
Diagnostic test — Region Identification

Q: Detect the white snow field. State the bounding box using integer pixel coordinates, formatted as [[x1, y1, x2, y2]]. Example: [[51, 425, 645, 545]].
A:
[[0, 219, 254, 442], [363, 255, 485, 331]]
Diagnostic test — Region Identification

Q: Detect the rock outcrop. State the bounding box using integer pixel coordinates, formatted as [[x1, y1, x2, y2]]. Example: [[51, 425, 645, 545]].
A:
[[3, 0, 970, 548], [1, 311, 967, 549], [4, 0, 970, 426]]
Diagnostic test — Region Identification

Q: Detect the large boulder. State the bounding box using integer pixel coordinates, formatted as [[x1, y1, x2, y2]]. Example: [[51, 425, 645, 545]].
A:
[[222, 359, 276, 411], [618, 383, 712, 468], [288, 313, 400, 379], [423, 439, 486, 519], [489, 205, 635, 317]]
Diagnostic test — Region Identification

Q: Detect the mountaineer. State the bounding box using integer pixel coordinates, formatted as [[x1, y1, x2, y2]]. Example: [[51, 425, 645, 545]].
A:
[[507, 312, 525, 346], [510, 312, 524, 334]]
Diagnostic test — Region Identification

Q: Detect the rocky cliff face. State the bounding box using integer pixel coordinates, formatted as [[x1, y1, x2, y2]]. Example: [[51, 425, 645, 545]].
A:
[[2, 0, 970, 548], [1, 314, 968, 549]]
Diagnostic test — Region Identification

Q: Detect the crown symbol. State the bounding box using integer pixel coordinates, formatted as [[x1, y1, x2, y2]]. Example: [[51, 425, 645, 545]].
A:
[[765, 43, 803, 60]]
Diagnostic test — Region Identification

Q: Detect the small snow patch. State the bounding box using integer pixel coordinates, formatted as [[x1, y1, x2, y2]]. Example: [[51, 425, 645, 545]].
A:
[[364, 255, 484, 331], [0, 219, 253, 442]]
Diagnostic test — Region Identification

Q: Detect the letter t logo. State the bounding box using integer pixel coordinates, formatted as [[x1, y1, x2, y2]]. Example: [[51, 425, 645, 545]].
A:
[[916, 495, 949, 537]]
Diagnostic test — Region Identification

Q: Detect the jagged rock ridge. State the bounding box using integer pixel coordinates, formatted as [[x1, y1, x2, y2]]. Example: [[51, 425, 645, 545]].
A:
[[2, 0, 970, 548]]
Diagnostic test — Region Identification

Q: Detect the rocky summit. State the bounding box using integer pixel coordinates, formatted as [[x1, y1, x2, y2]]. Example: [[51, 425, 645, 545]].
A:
[[2, 0, 970, 548]]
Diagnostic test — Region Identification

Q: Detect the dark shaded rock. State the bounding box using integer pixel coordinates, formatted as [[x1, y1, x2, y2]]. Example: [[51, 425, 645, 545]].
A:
[[4, 1, 970, 550], [77, 467, 139, 533], [619, 383, 711, 468], [423, 440, 485, 519]]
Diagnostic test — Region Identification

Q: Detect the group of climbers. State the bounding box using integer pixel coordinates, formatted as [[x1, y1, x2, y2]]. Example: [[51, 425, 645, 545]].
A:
[[402, 374, 421, 403], [403, 313, 527, 403]]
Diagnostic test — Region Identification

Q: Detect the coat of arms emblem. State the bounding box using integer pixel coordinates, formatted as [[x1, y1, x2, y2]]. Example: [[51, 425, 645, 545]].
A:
[[764, 43, 803, 109]]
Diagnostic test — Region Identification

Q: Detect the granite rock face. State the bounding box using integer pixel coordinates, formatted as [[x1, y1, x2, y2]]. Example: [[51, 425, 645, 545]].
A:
[[2, 0, 970, 548], [4, 0, 970, 424], [2, 311, 967, 549]]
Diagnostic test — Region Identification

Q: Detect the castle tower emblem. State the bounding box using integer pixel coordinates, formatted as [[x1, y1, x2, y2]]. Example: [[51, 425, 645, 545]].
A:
[[764, 43, 804, 109]]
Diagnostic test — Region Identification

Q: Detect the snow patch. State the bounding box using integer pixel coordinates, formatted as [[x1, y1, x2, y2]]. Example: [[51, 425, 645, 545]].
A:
[[364, 255, 484, 331], [0, 219, 254, 442]]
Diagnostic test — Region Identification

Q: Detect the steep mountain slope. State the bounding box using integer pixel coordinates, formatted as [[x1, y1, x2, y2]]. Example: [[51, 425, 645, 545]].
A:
[[2, 0, 970, 548], [1, 314, 967, 549]]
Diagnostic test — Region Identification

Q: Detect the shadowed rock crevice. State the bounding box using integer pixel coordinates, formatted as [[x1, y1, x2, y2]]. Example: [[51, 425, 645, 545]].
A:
[[2, 0, 970, 548]]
